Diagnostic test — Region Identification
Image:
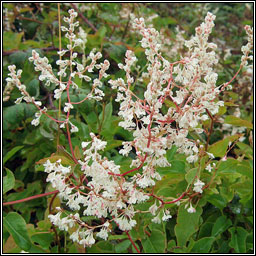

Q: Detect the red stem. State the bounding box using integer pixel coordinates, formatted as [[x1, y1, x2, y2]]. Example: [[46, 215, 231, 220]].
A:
[[108, 154, 148, 177], [3, 190, 59, 206], [64, 78, 78, 164], [66, 122, 78, 164], [112, 215, 141, 253], [125, 230, 141, 253], [164, 192, 187, 204]]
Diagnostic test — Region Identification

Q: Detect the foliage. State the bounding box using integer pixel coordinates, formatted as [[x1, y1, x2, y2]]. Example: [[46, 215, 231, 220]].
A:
[[2, 3, 253, 254]]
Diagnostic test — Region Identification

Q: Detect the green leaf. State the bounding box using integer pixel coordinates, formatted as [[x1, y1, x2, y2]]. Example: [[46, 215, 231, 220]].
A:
[[246, 232, 253, 251], [218, 158, 239, 174], [27, 79, 40, 97], [99, 101, 113, 133], [39, 126, 54, 140], [174, 204, 203, 247], [206, 194, 227, 210], [154, 16, 177, 27], [9, 51, 27, 65], [114, 239, 131, 253], [229, 227, 248, 253], [236, 142, 253, 159], [104, 44, 127, 64], [105, 140, 123, 151], [208, 134, 241, 158], [3, 103, 37, 131], [98, 26, 107, 40], [166, 146, 177, 162], [211, 216, 232, 237], [217, 240, 231, 253], [217, 106, 227, 115], [108, 234, 128, 240], [141, 229, 166, 253], [190, 237, 215, 253], [198, 222, 214, 239], [31, 233, 54, 250], [100, 12, 119, 24], [57, 145, 75, 162], [3, 212, 32, 251], [157, 160, 186, 175], [167, 240, 176, 252], [3, 168, 15, 194], [224, 101, 239, 107], [185, 168, 197, 185], [36, 154, 74, 165], [236, 161, 253, 180], [27, 244, 48, 253], [164, 99, 176, 109], [3, 146, 24, 165], [224, 115, 253, 129], [230, 180, 253, 204], [3, 31, 24, 50], [87, 241, 114, 253]]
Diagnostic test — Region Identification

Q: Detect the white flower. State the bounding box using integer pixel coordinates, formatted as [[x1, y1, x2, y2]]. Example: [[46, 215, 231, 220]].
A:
[[152, 212, 161, 224], [82, 141, 91, 148], [206, 152, 215, 159], [115, 216, 137, 231], [221, 156, 227, 161], [149, 201, 158, 216], [187, 205, 196, 213], [31, 118, 40, 126], [162, 210, 172, 221], [70, 229, 80, 243], [193, 179, 205, 193], [96, 228, 108, 240], [70, 124, 79, 133], [79, 231, 95, 247], [205, 164, 213, 172], [43, 160, 55, 173], [64, 103, 73, 112]]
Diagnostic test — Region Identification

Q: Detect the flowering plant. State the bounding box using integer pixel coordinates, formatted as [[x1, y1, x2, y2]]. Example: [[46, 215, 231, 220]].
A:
[[3, 3, 253, 254]]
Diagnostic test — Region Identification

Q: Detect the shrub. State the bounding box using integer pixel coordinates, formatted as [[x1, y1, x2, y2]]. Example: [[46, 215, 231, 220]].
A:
[[3, 3, 253, 253]]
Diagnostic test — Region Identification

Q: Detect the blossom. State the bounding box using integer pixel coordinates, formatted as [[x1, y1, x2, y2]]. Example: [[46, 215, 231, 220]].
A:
[[115, 216, 137, 231], [7, 8, 253, 249], [149, 201, 158, 216], [193, 179, 205, 193], [96, 227, 109, 240], [152, 212, 161, 224], [187, 205, 196, 213], [79, 230, 95, 247], [64, 103, 73, 113], [205, 163, 216, 172], [28, 50, 59, 86], [162, 210, 172, 221]]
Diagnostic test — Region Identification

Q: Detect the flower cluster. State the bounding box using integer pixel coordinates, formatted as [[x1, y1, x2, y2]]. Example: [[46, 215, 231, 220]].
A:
[[6, 9, 253, 248], [241, 25, 253, 67]]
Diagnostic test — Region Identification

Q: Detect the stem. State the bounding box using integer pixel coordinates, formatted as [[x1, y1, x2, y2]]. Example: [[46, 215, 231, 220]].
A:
[[70, 3, 97, 32], [65, 78, 78, 164], [49, 192, 61, 253], [98, 102, 106, 133], [125, 230, 141, 253], [121, 4, 134, 41], [164, 192, 187, 204], [66, 122, 78, 164], [57, 3, 62, 148], [205, 108, 214, 151], [3, 190, 59, 206], [49, 192, 58, 214], [3, 47, 60, 56], [16, 15, 44, 24]]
